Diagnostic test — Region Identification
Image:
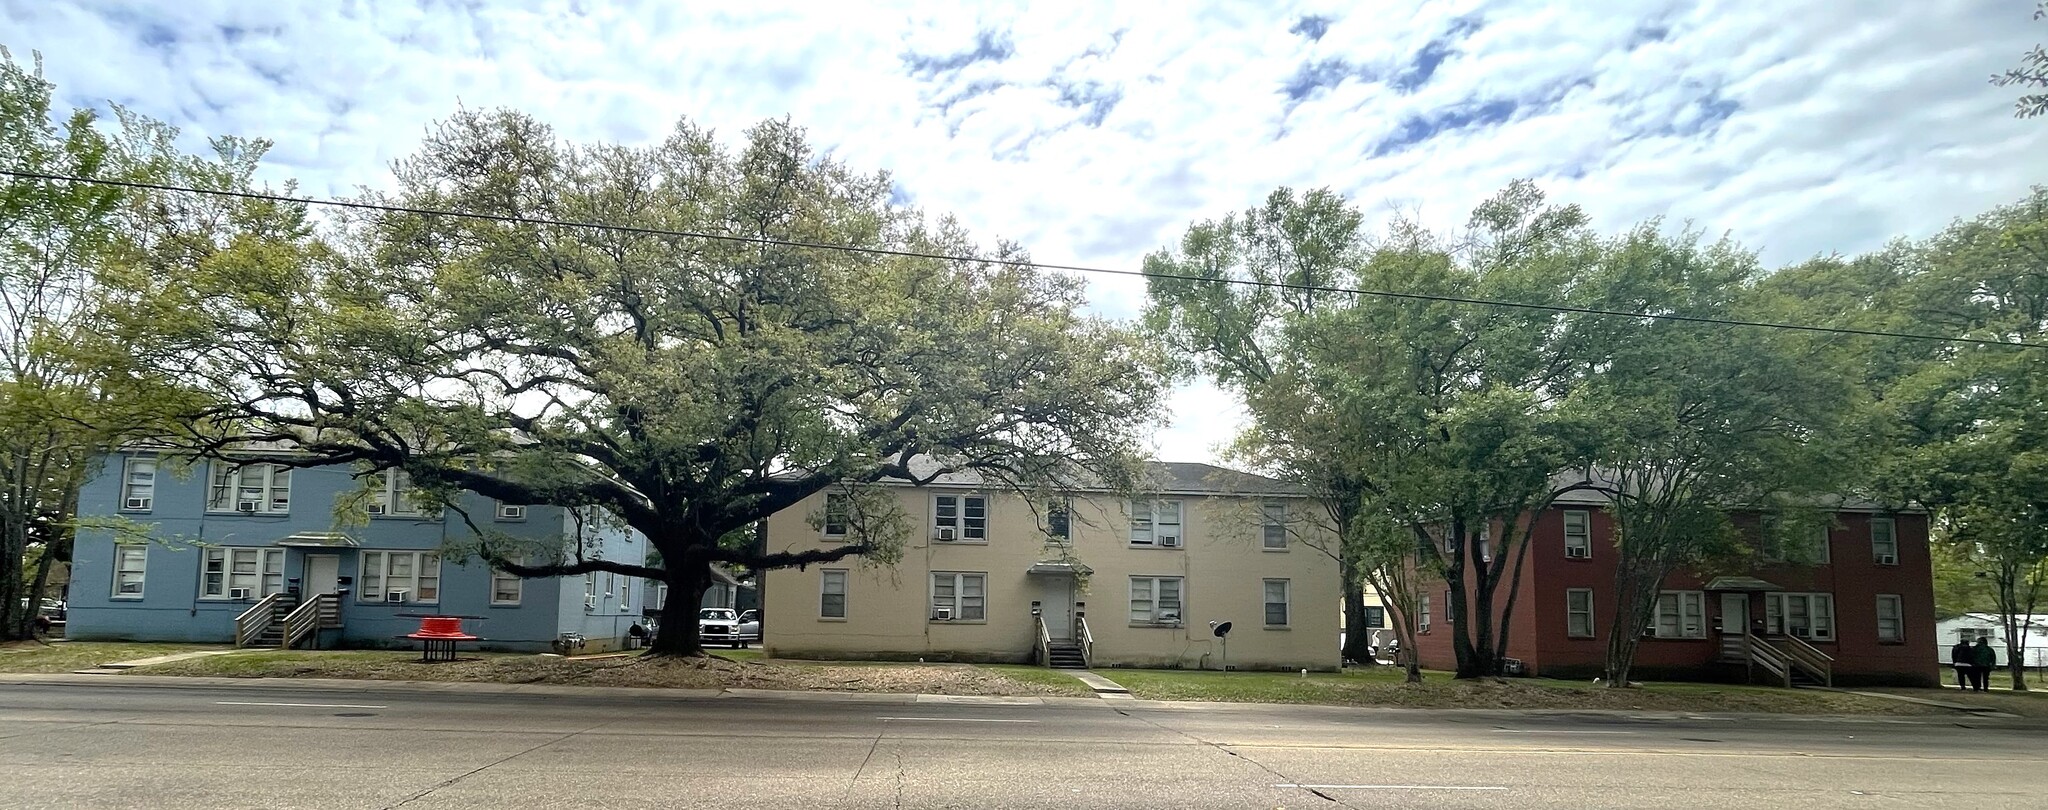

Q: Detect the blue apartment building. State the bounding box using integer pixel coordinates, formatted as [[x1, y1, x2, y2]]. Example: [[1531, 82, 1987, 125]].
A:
[[65, 450, 665, 653]]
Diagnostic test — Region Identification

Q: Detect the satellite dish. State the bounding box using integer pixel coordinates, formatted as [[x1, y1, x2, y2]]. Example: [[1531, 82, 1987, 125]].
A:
[[1212, 621, 1233, 638]]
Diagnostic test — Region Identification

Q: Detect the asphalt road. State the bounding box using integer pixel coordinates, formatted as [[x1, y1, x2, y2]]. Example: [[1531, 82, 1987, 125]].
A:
[[1, 679, 2042, 809]]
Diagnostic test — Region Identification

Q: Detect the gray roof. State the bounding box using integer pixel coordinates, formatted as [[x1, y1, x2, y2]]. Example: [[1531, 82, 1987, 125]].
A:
[[875, 456, 1307, 497]]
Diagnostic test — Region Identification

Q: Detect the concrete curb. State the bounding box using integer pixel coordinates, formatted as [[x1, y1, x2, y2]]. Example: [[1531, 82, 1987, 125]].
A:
[[4, 672, 2042, 727]]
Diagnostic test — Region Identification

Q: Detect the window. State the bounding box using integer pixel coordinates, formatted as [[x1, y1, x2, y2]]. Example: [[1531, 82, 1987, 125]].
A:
[[207, 462, 291, 513], [1814, 525, 1832, 564], [1957, 627, 1993, 643], [933, 494, 988, 542], [1129, 576, 1184, 624], [1045, 499, 1070, 543], [490, 560, 523, 606], [121, 457, 156, 511], [619, 574, 631, 610], [930, 572, 985, 620], [201, 548, 285, 599], [820, 569, 847, 618], [358, 551, 441, 604], [1566, 588, 1595, 638], [1445, 590, 1456, 624], [1363, 605, 1386, 628], [368, 469, 421, 516], [1870, 517, 1898, 565], [1419, 594, 1432, 630], [1130, 500, 1183, 546], [1563, 510, 1591, 558], [495, 502, 527, 521], [1763, 519, 1832, 564], [1263, 579, 1290, 626], [111, 545, 147, 598], [823, 493, 850, 537], [1261, 502, 1288, 550], [1876, 595, 1903, 642], [1477, 526, 1492, 563], [1765, 592, 1835, 641], [1652, 591, 1706, 639]]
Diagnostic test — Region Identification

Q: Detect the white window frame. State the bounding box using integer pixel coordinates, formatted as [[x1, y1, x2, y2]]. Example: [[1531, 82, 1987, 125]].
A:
[[111, 545, 147, 598], [932, 493, 989, 543], [1566, 588, 1594, 638], [930, 571, 985, 621], [1651, 590, 1706, 639], [495, 502, 527, 521], [357, 550, 441, 604], [1045, 499, 1071, 544], [1129, 500, 1184, 547], [1128, 575, 1185, 625], [1814, 524, 1832, 564], [1261, 502, 1288, 550], [489, 558, 523, 606], [1765, 592, 1836, 641], [820, 568, 848, 619], [1957, 627, 1993, 643], [1419, 594, 1432, 631], [1870, 517, 1898, 565], [121, 456, 157, 511], [201, 547, 285, 599], [1262, 578, 1290, 627], [618, 573, 631, 611], [1477, 526, 1493, 563], [206, 461, 292, 514], [823, 493, 850, 538], [1875, 594, 1903, 642], [1563, 510, 1591, 558], [368, 469, 421, 516]]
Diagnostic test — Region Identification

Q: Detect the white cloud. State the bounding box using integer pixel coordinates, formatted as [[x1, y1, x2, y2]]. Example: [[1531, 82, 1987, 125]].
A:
[[7, 0, 2048, 465]]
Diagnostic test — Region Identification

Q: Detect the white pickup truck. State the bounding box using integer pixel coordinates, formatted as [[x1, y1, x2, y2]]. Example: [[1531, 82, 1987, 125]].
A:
[[698, 608, 761, 648]]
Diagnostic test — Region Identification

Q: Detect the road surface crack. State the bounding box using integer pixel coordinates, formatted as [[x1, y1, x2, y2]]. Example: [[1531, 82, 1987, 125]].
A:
[[380, 719, 611, 809], [1119, 711, 1355, 808], [845, 728, 886, 802]]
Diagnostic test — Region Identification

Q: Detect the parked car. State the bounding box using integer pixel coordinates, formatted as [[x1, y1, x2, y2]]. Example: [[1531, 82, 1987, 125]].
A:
[[698, 608, 761, 648]]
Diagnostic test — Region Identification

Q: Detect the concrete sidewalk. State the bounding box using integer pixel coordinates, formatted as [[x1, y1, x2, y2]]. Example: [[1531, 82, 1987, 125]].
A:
[[5, 672, 2042, 726]]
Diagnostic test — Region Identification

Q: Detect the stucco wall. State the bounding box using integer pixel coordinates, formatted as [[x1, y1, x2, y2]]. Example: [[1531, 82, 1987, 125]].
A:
[[761, 485, 1342, 671]]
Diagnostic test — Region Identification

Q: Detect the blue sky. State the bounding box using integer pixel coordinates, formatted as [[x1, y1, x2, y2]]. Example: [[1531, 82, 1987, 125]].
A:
[[6, 0, 2046, 464]]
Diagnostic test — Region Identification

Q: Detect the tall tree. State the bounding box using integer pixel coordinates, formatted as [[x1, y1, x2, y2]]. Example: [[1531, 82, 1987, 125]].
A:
[[1147, 182, 1596, 678], [1886, 190, 2048, 688], [119, 110, 1166, 655], [1567, 225, 1858, 687]]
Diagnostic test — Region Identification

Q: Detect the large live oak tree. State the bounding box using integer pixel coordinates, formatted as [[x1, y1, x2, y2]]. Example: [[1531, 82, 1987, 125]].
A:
[[117, 110, 1165, 655]]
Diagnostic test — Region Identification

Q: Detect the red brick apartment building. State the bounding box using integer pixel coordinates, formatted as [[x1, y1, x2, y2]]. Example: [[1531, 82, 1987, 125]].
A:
[[1413, 494, 1939, 687]]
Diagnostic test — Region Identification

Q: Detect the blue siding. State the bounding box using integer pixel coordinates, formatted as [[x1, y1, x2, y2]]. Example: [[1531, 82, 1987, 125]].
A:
[[68, 453, 645, 652]]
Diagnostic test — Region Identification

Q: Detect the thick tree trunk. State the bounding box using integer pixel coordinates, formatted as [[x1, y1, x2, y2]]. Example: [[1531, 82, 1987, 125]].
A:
[[0, 517, 27, 642], [22, 546, 56, 639], [648, 558, 712, 656], [1340, 576, 1377, 666]]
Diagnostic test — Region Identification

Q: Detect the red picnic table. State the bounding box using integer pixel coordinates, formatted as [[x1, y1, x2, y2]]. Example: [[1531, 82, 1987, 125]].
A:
[[394, 614, 487, 662]]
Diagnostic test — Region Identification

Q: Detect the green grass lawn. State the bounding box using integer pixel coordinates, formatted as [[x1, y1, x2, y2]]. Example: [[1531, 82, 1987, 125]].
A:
[[0, 641, 224, 673], [975, 665, 1093, 696], [1103, 666, 1962, 715]]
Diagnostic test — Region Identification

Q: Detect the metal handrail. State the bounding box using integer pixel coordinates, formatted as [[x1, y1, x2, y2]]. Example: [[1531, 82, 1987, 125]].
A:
[[1034, 614, 1052, 667], [1076, 616, 1094, 669], [281, 593, 336, 649], [233, 593, 281, 648]]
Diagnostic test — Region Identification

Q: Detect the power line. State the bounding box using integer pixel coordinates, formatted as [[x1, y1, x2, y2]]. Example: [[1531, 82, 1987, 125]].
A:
[[5, 168, 2041, 350]]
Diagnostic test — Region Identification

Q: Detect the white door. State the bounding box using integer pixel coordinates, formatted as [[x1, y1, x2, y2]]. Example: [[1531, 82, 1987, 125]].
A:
[[1720, 593, 1748, 635], [1037, 577, 1075, 641], [305, 555, 341, 596]]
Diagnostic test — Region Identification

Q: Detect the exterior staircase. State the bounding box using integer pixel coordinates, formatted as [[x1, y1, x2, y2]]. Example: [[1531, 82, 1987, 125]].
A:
[[251, 593, 298, 647], [1047, 641, 1087, 669]]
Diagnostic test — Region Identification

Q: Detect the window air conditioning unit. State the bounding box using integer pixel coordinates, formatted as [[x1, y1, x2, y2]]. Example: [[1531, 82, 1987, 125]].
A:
[[229, 587, 252, 600], [932, 606, 953, 621], [385, 590, 409, 603], [936, 527, 957, 542], [1566, 546, 1589, 559], [125, 497, 151, 510], [237, 501, 260, 513], [1156, 611, 1180, 624], [366, 503, 386, 516], [1876, 554, 1896, 565], [584, 597, 597, 611], [1158, 534, 1181, 548], [499, 504, 526, 520]]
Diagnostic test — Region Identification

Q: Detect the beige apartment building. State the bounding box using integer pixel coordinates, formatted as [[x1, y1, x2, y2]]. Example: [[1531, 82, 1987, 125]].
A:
[[760, 462, 1342, 671]]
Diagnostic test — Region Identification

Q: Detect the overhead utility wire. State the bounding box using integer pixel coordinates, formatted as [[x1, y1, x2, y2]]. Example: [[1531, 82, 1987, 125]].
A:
[[5, 168, 2040, 350]]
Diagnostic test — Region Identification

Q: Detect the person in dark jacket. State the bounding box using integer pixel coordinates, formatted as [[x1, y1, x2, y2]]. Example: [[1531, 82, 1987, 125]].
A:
[[1972, 637, 1999, 691], [1951, 638, 1976, 689]]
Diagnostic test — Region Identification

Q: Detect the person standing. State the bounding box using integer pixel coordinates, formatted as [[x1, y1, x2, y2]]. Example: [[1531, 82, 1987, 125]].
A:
[[1951, 637, 1977, 690], [1972, 636, 2000, 691]]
